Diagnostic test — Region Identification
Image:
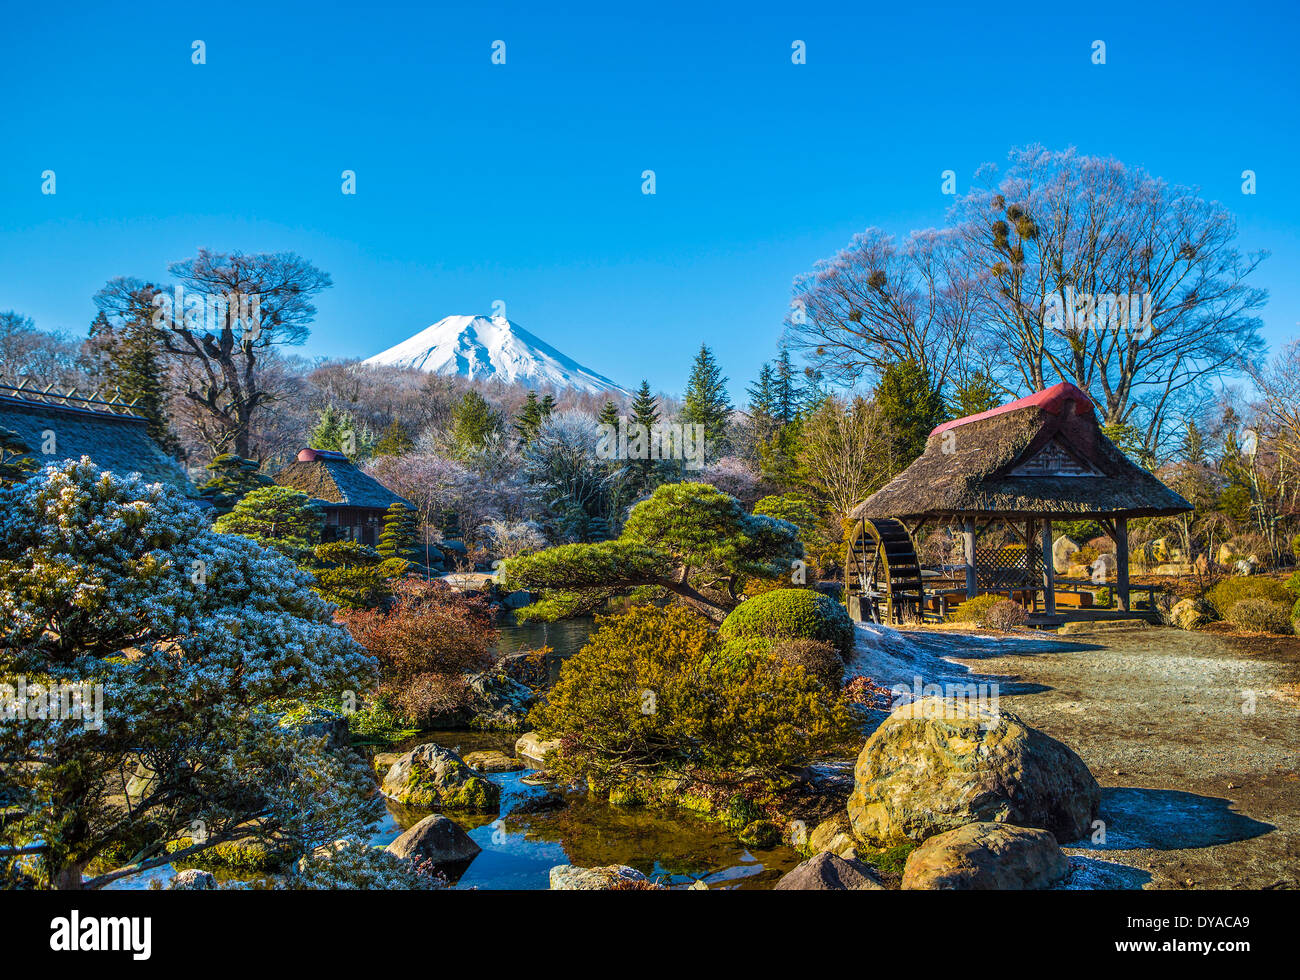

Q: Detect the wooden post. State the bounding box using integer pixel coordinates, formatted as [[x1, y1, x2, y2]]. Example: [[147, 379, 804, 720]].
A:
[[1115, 516, 1130, 613], [963, 517, 977, 599], [1040, 518, 1056, 616]]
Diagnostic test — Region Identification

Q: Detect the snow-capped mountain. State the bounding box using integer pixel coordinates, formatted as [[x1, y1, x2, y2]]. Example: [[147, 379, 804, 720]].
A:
[[363, 314, 628, 395]]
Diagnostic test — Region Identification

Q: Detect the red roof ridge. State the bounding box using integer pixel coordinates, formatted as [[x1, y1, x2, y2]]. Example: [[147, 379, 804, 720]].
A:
[[931, 382, 1094, 437]]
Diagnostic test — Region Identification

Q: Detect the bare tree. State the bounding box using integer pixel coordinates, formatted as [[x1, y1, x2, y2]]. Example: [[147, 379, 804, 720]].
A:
[[784, 228, 976, 387], [0, 311, 84, 385], [158, 249, 331, 460], [953, 146, 1267, 454], [794, 395, 895, 523]]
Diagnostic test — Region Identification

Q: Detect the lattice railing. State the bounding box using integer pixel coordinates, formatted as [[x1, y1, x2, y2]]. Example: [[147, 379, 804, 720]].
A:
[[974, 546, 1042, 590], [0, 378, 144, 418]]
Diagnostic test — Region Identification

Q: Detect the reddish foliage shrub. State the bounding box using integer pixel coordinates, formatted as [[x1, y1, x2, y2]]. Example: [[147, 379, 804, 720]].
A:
[[339, 578, 499, 724]]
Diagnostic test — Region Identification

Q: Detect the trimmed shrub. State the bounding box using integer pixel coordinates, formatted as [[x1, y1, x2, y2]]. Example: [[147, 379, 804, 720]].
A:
[[531, 606, 856, 785], [720, 589, 854, 659], [948, 593, 1002, 625], [984, 599, 1028, 631], [1226, 599, 1293, 635], [1284, 570, 1300, 599], [1206, 576, 1291, 618]]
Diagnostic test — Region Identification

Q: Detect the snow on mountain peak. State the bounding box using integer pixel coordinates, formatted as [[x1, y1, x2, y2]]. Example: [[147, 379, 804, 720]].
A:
[[362, 314, 629, 395]]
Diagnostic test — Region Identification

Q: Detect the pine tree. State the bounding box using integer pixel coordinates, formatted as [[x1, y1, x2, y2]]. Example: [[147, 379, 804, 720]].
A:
[[310, 404, 373, 458], [747, 363, 778, 429], [514, 391, 554, 446], [88, 284, 179, 456], [378, 501, 420, 565], [598, 400, 619, 428], [681, 344, 732, 462], [212, 485, 324, 559], [629, 380, 661, 494], [372, 419, 415, 457], [197, 453, 273, 515], [875, 359, 945, 470], [949, 370, 1000, 418], [773, 347, 802, 425], [451, 390, 502, 455]]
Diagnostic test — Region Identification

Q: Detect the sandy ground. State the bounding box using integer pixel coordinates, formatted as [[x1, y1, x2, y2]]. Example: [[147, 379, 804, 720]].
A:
[[872, 622, 1300, 889]]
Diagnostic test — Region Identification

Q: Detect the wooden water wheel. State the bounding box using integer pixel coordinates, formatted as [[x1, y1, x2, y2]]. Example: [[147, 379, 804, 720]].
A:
[[845, 517, 926, 624]]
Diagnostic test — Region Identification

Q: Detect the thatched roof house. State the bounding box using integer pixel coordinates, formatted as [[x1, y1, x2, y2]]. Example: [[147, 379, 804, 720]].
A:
[[852, 382, 1190, 522], [847, 382, 1191, 623], [0, 383, 192, 491], [273, 448, 409, 546]]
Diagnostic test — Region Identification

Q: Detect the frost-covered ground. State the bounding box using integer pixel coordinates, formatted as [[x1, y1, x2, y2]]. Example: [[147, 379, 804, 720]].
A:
[[852, 622, 1300, 889]]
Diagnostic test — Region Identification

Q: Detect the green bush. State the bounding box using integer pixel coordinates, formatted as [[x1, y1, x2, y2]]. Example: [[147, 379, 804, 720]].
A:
[[1226, 599, 1293, 635], [531, 605, 855, 786], [719, 589, 854, 659], [1206, 576, 1291, 618], [1293, 598, 1300, 623], [949, 594, 1027, 629], [1284, 570, 1300, 599], [1291, 533, 1300, 562], [948, 593, 1001, 625]]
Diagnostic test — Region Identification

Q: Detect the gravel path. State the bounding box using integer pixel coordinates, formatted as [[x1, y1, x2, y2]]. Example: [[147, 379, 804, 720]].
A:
[[928, 623, 1300, 889]]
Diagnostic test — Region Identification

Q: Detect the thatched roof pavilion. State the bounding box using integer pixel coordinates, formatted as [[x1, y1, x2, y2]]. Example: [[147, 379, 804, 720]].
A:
[[847, 382, 1191, 624], [273, 448, 409, 546]]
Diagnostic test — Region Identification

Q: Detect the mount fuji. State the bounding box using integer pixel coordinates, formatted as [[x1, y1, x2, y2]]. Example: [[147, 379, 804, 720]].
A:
[[363, 315, 628, 395]]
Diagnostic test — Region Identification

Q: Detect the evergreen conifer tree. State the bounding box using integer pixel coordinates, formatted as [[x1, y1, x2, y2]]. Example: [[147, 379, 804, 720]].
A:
[[681, 344, 732, 462]]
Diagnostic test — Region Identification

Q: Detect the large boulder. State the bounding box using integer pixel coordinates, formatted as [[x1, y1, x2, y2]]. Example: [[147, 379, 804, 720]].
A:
[[807, 813, 860, 860], [167, 868, 217, 890], [774, 851, 886, 890], [847, 698, 1100, 846], [385, 814, 481, 865], [901, 822, 1069, 890], [1052, 536, 1080, 575], [1088, 552, 1118, 582], [549, 864, 648, 890], [464, 671, 535, 730], [380, 743, 500, 811], [1170, 598, 1210, 631], [463, 750, 524, 773], [516, 730, 560, 765]]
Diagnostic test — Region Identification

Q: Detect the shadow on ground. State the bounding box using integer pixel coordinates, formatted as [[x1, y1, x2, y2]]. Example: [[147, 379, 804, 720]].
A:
[[1071, 787, 1274, 851]]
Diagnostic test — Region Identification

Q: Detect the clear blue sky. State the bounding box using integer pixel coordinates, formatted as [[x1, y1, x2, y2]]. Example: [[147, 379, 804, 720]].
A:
[[2, 0, 1296, 401]]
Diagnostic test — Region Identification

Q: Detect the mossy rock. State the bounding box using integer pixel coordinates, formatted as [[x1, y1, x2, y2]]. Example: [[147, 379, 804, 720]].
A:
[[608, 783, 648, 807], [167, 835, 291, 872], [719, 589, 854, 659], [738, 819, 782, 849], [380, 742, 501, 811]]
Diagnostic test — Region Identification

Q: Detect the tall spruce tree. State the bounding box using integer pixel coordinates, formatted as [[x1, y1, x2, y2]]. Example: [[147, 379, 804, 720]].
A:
[[88, 282, 179, 456], [773, 347, 802, 425], [629, 380, 662, 494], [451, 390, 503, 456], [514, 391, 555, 446], [681, 344, 732, 462], [875, 358, 945, 470]]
